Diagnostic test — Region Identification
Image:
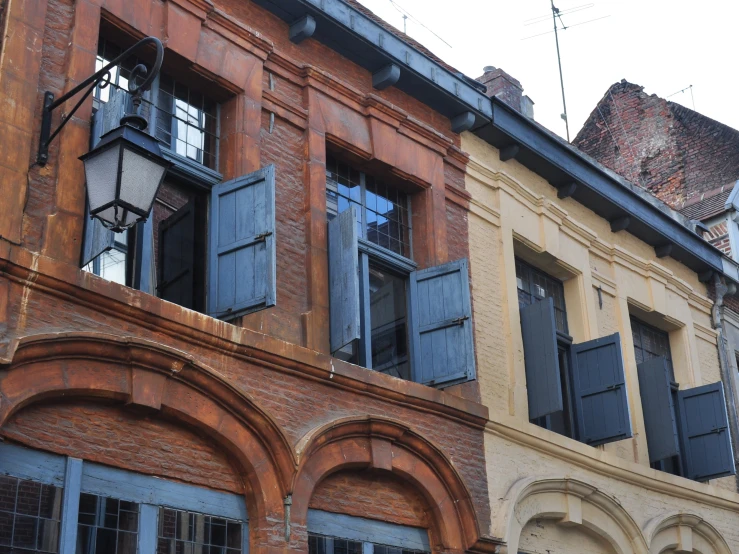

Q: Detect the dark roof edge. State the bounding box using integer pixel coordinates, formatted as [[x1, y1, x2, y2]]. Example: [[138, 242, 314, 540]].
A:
[[260, 0, 730, 280]]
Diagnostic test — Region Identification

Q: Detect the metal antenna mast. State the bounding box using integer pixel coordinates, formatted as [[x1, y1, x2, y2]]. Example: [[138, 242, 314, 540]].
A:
[[551, 0, 570, 141]]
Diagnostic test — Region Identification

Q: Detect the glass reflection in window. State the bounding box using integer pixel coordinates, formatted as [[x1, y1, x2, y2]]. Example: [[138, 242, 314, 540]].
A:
[[76, 494, 138, 554], [0, 475, 62, 553]]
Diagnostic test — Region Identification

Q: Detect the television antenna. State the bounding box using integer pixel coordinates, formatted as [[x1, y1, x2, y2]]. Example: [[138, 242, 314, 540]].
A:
[[666, 84, 695, 110], [523, 2, 610, 142], [387, 0, 452, 48]]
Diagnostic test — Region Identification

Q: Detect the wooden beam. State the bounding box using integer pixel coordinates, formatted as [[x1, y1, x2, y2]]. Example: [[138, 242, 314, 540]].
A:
[[655, 243, 673, 258], [610, 216, 631, 233], [499, 144, 519, 162], [289, 15, 316, 43], [372, 64, 401, 90], [557, 182, 577, 199]]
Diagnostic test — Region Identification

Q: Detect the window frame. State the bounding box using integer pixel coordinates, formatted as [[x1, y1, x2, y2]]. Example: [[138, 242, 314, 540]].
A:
[[0, 442, 249, 554], [630, 316, 684, 476], [327, 157, 417, 377]]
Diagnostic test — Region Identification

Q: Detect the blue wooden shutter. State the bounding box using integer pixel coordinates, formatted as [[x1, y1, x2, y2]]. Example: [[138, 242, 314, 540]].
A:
[[409, 258, 475, 387], [157, 198, 196, 308], [677, 382, 735, 481], [328, 205, 361, 355], [208, 165, 276, 320], [637, 356, 680, 463], [519, 298, 563, 420], [571, 333, 632, 446], [80, 97, 120, 267]]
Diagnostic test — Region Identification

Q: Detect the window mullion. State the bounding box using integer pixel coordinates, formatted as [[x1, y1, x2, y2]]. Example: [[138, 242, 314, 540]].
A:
[[363, 542, 374, 554], [359, 251, 372, 368], [138, 503, 159, 554], [59, 458, 83, 554]]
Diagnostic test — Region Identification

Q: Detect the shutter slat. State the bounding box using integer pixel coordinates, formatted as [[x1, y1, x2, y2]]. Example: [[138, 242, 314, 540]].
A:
[[158, 198, 196, 308], [571, 333, 632, 446], [519, 298, 563, 420], [329, 206, 361, 354], [637, 356, 680, 463], [207, 165, 276, 320], [678, 382, 735, 481], [409, 258, 475, 387]]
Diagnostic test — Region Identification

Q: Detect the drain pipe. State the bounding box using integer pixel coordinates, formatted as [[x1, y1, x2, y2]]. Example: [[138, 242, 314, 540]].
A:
[[711, 273, 739, 487]]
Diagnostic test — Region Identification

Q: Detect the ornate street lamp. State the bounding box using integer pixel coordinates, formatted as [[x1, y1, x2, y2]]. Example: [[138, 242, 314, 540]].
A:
[[37, 37, 172, 232]]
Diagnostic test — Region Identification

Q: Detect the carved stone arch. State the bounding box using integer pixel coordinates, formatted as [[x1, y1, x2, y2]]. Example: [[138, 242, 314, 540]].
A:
[[0, 332, 296, 540], [492, 477, 649, 554], [644, 512, 732, 554], [291, 416, 497, 554]]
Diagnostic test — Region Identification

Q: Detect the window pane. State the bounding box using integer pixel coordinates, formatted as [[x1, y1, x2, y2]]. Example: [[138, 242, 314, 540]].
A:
[[0, 475, 62, 553], [369, 262, 410, 381], [156, 507, 243, 554], [76, 494, 139, 554], [514, 258, 568, 334]]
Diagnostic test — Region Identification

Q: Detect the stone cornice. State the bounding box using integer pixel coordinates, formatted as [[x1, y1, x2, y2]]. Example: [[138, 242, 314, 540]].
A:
[[0, 243, 489, 430], [485, 415, 739, 513]]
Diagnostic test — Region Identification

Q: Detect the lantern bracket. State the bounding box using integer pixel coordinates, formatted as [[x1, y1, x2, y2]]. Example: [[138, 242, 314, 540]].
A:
[[37, 36, 164, 166]]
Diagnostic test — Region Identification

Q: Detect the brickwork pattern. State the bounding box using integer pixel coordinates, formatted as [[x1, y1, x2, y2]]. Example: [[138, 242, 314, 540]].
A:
[[574, 80, 739, 209], [2, 401, 244, 493]]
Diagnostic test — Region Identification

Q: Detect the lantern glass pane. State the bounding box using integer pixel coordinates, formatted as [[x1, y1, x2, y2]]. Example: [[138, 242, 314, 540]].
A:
[[118, 147, 167, 213], [84, 145, 121, 213]]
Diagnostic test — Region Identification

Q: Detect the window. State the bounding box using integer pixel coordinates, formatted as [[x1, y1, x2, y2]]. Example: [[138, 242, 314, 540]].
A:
[[82, 37, 276, 321], [631, 317, 682, 475], [0, 443, 248, 554], [633, 317, 735, 481], [94, 38, 219, 170], [517, 257, 632, 447], [326, 155, 475, 387], [309, 534, 428, 554], [0, 475, 62, 553], [307, 510, 430, 554]]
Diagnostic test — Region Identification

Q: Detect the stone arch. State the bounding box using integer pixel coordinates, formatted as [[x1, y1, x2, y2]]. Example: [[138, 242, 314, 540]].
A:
[[291, 416, 494, 553], [644, 512, 732, 554], [493, 477, 649, 554], [0, 332, 295, 540]]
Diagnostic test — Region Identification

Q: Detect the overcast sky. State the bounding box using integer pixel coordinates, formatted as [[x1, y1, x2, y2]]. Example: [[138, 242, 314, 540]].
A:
[[356, 0, 739, 141]]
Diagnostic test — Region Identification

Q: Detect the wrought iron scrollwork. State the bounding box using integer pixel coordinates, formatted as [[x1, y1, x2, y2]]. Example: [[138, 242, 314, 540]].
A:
[[37, 36, 164, 165]]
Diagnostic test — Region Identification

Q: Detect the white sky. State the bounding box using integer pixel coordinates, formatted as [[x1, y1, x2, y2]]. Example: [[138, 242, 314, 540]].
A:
[[355, 0, 739, 141]]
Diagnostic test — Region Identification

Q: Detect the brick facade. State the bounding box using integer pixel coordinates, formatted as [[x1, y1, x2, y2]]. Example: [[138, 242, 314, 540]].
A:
[[574, 80, 739, 209], [0, 0, 494, 553]]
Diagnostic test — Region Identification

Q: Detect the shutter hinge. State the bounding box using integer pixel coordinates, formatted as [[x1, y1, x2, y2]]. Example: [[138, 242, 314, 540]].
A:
[[254, 231, 273, 242], [452, 315, 470, 325]]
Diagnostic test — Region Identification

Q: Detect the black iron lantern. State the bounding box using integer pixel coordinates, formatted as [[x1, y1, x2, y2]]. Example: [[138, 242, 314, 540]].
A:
[[37, 37, 171, 231], [79, 118, 171, 231]]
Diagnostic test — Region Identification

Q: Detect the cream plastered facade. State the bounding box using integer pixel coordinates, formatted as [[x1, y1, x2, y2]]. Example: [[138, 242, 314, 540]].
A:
[[461, 131, 739, 554]]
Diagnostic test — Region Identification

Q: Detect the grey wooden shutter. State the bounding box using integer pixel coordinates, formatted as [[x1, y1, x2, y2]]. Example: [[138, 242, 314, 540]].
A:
[[158, 199, 196, 308], [677, 382, 735, 481], [80, 95, 123, 267], [328, 205, 361, 355], [637, 356, 680, 463], [133, 217, 156, 295], [520, 298, 563, 420], [208, 165, 276, 320], [409, 258, 475, 387], [571, 333, 632, 446]]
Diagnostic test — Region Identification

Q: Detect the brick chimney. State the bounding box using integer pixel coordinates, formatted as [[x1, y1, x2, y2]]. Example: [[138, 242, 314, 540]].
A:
[[477, 66, 534, 119]]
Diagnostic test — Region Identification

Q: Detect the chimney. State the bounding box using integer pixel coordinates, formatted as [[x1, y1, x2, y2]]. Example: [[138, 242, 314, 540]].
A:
[[477, 66, 534, 119]]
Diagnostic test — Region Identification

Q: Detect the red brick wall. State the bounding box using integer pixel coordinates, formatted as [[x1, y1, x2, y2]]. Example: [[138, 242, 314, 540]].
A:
[[2, 400, 244, 493], [309, 470, 430, 529], [574, 80, 739, 209], [706, 221, 732, 256]]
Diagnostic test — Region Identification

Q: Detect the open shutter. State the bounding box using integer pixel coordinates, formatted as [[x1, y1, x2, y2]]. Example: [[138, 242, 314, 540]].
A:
[[520, 298, 563, 420], [80, 93, 124, 267], [328, 205, 361, 355], [637, 356, 680, 463], [571, 333, 632, 446], [208, 165, 276, 320], [678, 382, 735, 481], [158, 199, 196, 308], [409, 258, 475, 387]]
